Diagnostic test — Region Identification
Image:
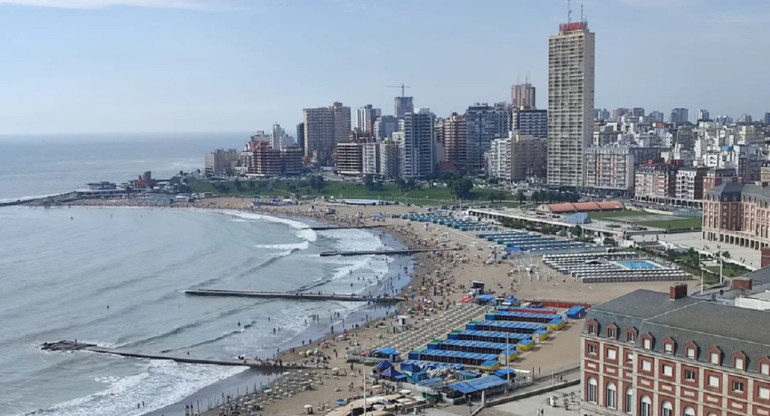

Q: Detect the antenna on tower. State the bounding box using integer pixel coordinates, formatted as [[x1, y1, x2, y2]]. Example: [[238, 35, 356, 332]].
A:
[[581, 3, 585, 23], [567, 0, 572, 23]]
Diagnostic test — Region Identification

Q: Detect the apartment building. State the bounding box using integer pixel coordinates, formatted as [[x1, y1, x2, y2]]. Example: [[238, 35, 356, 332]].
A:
[[581, 284, 770, 416], [634, 164, 678, 203], [703, 182, 770, 250], [583, 146, 635, 193], [674, 167, 709, 202], [335, 142, 363, 176]]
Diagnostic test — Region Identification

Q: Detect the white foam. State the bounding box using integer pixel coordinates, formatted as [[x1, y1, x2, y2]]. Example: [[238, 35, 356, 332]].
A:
[[254, 241, 309, 251], [219, 210, 317, 242], [27, 360, 246, 416]]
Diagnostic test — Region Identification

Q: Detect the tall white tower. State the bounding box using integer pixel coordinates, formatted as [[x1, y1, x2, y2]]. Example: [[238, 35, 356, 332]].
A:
[[547, 20, 595, 188]]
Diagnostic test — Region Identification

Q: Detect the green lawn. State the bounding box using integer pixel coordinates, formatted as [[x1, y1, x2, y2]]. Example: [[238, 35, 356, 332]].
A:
[[637, 218, 702, 230], [706, 263, 749, 278], [587, 210, 648, 220], [188, 179, 522, 206]]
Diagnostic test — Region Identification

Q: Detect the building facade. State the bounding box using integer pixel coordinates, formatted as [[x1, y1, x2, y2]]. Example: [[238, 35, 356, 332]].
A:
[[379, 138, 400, 179], [675, 167, 709, 202], [514, 109, 548, 139], [511, 82, 536, 109], [581, 285, 770, 416], [443, 112, 467, 170], [335, 142, 363, 176], [302, 102, 351, 166], [394, 96, 414, 118], [583, 146, 635, 192], [465, 102, 510, 173], [703, 183, 770, 250], [547, 21, 596, 187], [204, 148, 239, 176], [356, 104, 381, 134], [399, 109, 435, 178], [671, 108, 689, 125], [485, 136, 511, 182], [374, 115, 400, 141], [634, 163, 678, 202], [511, 134, 547, 182]]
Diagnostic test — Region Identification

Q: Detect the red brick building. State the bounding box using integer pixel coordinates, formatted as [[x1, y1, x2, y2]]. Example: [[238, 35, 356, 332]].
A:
[[581, 284, 770, 416]]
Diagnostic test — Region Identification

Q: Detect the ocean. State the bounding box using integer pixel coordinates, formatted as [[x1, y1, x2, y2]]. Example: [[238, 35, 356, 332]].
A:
[[0, 134, 413, 416]]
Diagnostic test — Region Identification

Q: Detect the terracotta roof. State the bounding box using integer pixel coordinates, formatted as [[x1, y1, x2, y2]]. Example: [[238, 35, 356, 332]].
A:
[[572, 202, 601, 211], [596, 201, 624, 210], [548, 203, 576, 213]]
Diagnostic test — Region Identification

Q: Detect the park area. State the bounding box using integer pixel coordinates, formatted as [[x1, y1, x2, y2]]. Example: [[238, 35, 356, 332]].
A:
[[588, 210, 702, 230]]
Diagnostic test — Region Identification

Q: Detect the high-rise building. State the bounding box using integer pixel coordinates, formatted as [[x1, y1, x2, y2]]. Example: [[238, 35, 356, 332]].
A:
[[485, 136, 512, 181], [764, 112, 770, 124], [511, 83, 536, 109], [511, 134, 547, 182], [302, 102, 351, 166], [583, 146, 635, 192], [738, 113, 753, 124], [649, 111, 665, 123], [271, 123, 291, 149], [670, 108, 689, 125], [547, 21, 595, 188], [356, 104, 381, 133], [204, 148, 239, 176], [697, 109, 711, 121], [335, 142, 363, 176], [442, 113, 467, 170], [394, 96, 414, 118], [594, 108, 610, 121], [362, 142, 380, 176], [296, 122, 305, 152], [465, 102, 510, 172], [374, 115, 400, 141], [630, 107, 645, 118], [399, 108, 435, 178], [612, 108, 629, 122], [378, 138, 400, 179], [514, 109, 548, 139]]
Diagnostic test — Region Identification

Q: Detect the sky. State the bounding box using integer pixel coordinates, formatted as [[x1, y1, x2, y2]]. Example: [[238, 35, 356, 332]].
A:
[[1, 0, 769, 135]]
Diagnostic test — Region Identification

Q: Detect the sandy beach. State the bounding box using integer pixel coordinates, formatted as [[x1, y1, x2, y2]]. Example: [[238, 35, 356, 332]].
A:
[[63, 196, 679, 416]]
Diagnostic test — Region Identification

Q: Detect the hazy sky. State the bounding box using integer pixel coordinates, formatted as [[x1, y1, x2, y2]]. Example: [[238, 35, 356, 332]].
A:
[[1, 0, 768, 135]]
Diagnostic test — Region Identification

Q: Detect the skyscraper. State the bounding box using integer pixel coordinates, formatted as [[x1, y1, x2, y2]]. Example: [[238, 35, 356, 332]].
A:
[[296, 122, 305, 152], [394, 96, 414, 118], [399, 108, 435, 178], [443, 112, 467, 170], [511, 83, 536, 109], [514, 109, 548, 139], [374, 115, 399, 140], [465, 102, 510, 173], [302, 102, 351, 166], [356, 104, 381, 133], [697, 109, 710, 121], [670, 108, 689, 125], [547, 20, 595, 187]]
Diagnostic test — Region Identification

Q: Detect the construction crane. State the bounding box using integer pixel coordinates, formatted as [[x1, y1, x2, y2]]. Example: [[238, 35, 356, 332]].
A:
[[385, 84, 411, 97]]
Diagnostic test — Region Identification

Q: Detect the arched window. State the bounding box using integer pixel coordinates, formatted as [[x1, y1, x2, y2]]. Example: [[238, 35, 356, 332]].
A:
[[625, 388, 633, 414], [587, 377, 598, 403], [606, 382, 617, 409], [662, 400, 673, 416], [641, 396, 652, 416], [684, 407, 696, 416]]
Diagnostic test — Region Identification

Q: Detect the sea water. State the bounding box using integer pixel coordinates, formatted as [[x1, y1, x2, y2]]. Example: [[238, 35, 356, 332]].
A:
[[0, 134, 413, 416]]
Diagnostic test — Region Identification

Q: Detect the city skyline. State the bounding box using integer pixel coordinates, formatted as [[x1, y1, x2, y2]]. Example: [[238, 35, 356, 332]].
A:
[[1, 0, 769, 135]]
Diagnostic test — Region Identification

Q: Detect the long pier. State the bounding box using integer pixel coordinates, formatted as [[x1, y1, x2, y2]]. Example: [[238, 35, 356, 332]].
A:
[[41, 341, 301, 372], [185, 289, 406, 303], [319, 247, 461, 257]]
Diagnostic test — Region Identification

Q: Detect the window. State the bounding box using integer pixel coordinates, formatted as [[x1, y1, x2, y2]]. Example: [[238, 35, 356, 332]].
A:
[[710, 352, 721, 365], [664, 343, 673, 354], [708, 375, 720, 387], [732, 380, 744, 392], [761, 362, 770, 376], [684, 369, 696, 381], [608, 328, 616, 339], [662, 364, 673, 377], [641, 396, 652, 416], [643, 338, 652, 350], [589, 323, 597, 334], [661, 401, 673, 416], [627, 332, 636, 343], [686, 348, 696, 359], [606, 383, 617, 409], [684, 407, 695, 416], [625, 388, 633, 414], [642, 359, 652, 372], [626, 352, 634, 363], [607, 349, 617, 360], [734, 357, 745, 370], [760, 387, 770, 400], [588, 343, 597, 355], [587, 378, 598, 403]]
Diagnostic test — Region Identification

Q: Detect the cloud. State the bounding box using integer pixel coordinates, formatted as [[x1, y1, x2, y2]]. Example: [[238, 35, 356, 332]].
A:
[[0, 0, 240, 10]]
